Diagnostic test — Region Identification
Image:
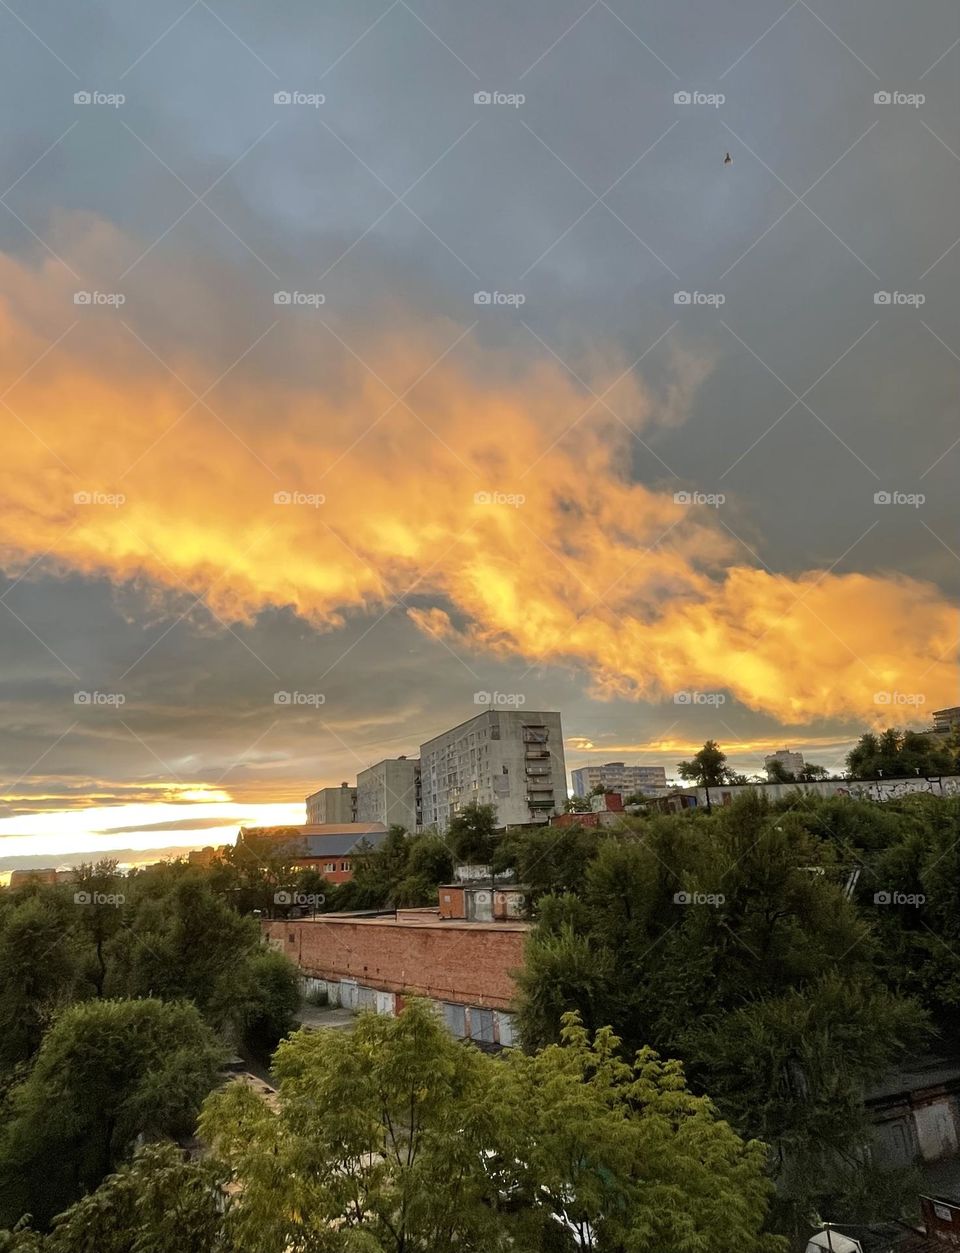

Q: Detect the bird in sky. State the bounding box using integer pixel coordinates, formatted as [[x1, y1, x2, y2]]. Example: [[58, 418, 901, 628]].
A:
[[723, 152, 732, 165]]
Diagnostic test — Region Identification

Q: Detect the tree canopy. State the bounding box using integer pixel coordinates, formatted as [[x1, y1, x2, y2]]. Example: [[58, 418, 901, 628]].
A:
[[846, 727, 955, 779], [514, 793, 929, 1232], [199, 999, 782, 1253], [0, 998, 222, 1228]]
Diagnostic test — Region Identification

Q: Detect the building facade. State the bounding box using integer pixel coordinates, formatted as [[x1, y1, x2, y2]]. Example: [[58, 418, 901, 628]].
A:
[[264, 909, 526, 1047], [305, 783, 357, 825], [570, 762, 667, 796], [418, 710, 566, 832], [356, 757, 420, 832], [238, 822, 388, 884], [764, 749, 805, 778], [932, 707, 960, 735]]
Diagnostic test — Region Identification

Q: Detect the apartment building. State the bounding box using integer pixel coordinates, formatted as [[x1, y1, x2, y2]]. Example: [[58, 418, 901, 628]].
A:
[[764, 749, 805, 778], [305, 783, 357, 825], [570, 762, 667, 797], [419, 710, 566, 832], [932, 707, 960, 736], [356, 756, 420, 832]]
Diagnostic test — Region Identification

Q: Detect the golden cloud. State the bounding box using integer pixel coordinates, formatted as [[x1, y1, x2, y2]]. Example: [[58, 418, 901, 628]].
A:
[[1, 234, 955, 724]]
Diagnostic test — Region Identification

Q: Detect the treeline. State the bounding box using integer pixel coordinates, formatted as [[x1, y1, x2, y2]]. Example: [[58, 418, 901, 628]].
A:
[[673, 727, 959, 788]]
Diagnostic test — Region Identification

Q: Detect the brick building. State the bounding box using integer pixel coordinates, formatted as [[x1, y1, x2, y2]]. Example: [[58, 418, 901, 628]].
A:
[[264, 909, 528, 1046], [438, 883, 527, 921], [238, 823, 388, 884]]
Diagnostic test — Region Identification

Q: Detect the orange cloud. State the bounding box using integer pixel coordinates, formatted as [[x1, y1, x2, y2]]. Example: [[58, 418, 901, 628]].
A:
[[1, 233, 955, 724]]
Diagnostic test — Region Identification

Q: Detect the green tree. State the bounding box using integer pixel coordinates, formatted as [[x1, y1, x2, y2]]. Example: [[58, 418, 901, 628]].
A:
[[1, 1143, 230, 1253], [233, 948, 301, 1059], [493, 825, 603, 904], [0, 894, 77, 1076], [219, 831, 304, 916], [71, 861, 126, 999], [798, 763, 829, 781], [676, 740, 735, 787], [564, 795, 592, 812], [517, 795, 928, 1232], [107, 877, 261, 1032], [506, 1014, 782, 1252], [447, 801, 498, 864], [846, 727, 954, 779], [0, 999, 222, 1228], [201, 999, 781, 1252], [394, 833, 454, 906]]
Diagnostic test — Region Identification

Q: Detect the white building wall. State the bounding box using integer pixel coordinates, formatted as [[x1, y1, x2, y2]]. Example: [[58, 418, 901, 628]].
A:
[[419, 710, 566, 832]]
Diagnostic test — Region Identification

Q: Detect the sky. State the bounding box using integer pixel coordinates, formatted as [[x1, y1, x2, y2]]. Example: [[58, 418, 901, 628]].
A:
[[1, 0, 958, 870]]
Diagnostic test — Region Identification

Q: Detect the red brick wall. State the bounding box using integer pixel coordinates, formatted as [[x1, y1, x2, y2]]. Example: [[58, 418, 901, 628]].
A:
[[292, 856, 354, 884], [265, 917, 527, 1010]]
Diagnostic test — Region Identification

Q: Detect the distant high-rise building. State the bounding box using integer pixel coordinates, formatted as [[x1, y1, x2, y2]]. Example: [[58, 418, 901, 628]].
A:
[[357, 757, 420, 832], [305, 783, 357, 825], [764, 749, 805, 778], [932, 707, 960, 736], [570, 762, 667, 797], [419, 710, 566, 832]]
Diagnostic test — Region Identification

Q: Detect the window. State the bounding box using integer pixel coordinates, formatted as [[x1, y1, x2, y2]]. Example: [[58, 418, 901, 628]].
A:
[[443, 1003, 467, 1038], [471, 1008, 495, 1043], [324, 863, 335, 873]]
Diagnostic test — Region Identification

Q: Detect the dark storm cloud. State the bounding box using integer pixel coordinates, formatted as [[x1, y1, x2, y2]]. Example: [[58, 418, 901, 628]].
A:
[[1, 0, 957, 828]]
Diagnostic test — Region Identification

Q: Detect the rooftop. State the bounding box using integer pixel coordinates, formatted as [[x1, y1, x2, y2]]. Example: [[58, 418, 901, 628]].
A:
[[239, 823, 389, 857], [277, 908, 530, 932]]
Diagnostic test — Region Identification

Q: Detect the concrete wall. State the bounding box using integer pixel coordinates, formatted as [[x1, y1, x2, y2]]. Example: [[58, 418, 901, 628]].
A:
[[356, 758, 419, 832], [265, 914, 528, 1011], [654, 775, 960, 809], [305, 786, 357, 824]]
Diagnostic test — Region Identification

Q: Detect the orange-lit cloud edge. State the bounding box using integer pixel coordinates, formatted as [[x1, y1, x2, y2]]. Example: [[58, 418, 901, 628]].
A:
[[1, 223, 956, 782]]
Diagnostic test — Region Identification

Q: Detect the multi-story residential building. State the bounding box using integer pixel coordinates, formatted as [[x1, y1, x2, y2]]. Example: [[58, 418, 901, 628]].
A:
[[356, 756, 421, 832], [570, 762, 667, 797], [764, 749, 805, 778], [305, 783, 357, 825], [932, 707, 960, 736], [419, 710, 566, 832]]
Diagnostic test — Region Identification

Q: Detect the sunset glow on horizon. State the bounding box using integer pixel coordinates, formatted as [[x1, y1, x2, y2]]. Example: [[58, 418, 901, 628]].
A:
[[1, 0, 956, 864]]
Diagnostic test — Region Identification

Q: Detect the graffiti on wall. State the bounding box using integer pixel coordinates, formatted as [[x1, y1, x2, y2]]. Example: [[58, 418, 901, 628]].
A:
[[838, 776, 960, 801]]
